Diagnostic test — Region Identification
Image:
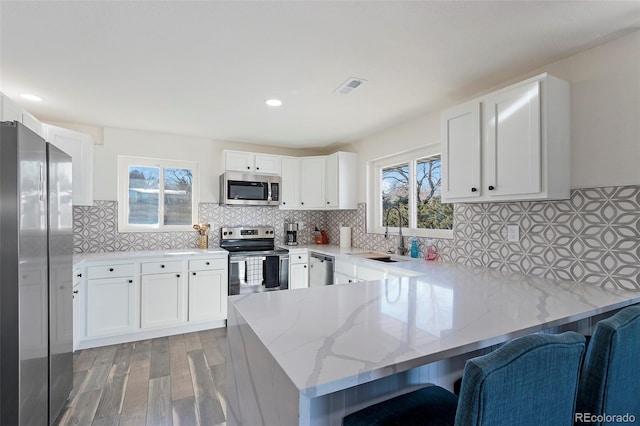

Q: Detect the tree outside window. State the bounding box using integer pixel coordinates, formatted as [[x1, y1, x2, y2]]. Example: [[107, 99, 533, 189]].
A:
[[379, 156, 452, 231], [119, 156, 198, 232]]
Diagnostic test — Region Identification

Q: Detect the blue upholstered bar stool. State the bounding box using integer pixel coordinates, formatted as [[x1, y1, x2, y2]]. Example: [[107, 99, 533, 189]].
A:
[[575, 305, 640, 425], [343, 332, 586, 426]]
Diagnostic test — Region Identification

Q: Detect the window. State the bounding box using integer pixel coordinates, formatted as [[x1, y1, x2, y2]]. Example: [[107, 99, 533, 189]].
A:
[[369, 144, 454, 239], [118, 156, 199, 232]]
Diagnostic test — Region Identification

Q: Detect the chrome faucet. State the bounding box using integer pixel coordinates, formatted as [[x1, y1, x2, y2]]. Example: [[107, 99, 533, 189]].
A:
[[384, 206, 407, 256]]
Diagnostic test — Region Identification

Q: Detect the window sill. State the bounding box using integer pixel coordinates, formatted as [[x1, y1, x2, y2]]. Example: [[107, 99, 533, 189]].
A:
[[369, 226, 454, 240]]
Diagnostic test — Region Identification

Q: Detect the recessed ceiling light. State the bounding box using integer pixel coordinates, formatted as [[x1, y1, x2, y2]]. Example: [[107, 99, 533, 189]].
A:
[[20, 93, 43, 102], [266, 99, 282, 107]]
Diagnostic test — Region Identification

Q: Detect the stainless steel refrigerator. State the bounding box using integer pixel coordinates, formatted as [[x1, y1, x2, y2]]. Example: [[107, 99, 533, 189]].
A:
[[1, 121, 73, 425]]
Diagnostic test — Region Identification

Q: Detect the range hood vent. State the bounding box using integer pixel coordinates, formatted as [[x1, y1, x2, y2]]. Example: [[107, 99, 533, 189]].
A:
[[334, 77, 368, 95]]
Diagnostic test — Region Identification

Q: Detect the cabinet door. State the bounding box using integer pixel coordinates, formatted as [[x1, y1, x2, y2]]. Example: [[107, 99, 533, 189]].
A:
[[188, 269, 227, 322], [441, 101, 481, 201], [254, 154, 281, 175], [73, 284, 80, 351], [87, 277, 137, 337], [225, 151, 254, 172], [280, 157, 300, 209], [141, 273, 187, 328], [299, 157, 325, 208], [485, 80, 541, 197], [1, 93, 22, 121], [22, 110, 43, 137], [43, 124, 95, 206], [289, 263, 309, 289], [325, 153, 338, 208]]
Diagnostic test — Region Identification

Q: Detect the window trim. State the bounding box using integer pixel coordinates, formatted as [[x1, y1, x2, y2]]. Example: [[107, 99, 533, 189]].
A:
[[117, 155, 199, 233], [367, 143, 454, 240]]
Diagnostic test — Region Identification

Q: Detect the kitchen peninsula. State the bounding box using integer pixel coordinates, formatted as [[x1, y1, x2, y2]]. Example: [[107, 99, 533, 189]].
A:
[[227, 258, 640, 426]]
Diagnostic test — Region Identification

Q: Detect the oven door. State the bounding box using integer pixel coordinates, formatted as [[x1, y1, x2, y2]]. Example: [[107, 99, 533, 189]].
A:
[[228, 254, 289, 295]]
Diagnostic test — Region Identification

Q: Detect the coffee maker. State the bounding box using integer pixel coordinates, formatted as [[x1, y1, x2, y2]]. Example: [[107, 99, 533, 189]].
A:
[[285, 222, 298, 245]]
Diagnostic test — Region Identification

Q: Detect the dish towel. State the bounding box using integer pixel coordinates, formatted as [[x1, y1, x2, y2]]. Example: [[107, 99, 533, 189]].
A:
[[263, 256, 280, 288]]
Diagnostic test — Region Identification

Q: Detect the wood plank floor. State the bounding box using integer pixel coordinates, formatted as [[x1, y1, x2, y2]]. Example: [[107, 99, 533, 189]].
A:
[[55, 328, 227, 426]]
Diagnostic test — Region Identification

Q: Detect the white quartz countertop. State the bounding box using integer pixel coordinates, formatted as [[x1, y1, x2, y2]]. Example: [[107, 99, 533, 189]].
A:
[[74, 247, 227, 267], [228, 260, 640, 398]]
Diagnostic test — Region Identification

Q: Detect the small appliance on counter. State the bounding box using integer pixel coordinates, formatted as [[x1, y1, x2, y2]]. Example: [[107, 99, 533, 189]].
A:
[[313, 228, 329, 244], [285, 221, 298, 246]]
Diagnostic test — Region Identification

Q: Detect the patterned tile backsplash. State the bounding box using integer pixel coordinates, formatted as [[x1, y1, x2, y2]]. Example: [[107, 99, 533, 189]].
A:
[[75, 185, 640, 291]]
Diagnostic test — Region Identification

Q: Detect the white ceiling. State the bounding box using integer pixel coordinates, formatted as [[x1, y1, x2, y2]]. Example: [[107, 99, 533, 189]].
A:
[[1, 1, 639, 148]]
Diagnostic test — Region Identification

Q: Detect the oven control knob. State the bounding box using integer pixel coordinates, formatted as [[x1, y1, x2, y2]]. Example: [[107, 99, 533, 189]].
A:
[[223, 232, 227, 236], [229, 231, 233, 235]]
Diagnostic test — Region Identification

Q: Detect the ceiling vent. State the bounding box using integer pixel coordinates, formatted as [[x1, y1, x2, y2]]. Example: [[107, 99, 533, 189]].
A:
[[334, 77, 368, 95]]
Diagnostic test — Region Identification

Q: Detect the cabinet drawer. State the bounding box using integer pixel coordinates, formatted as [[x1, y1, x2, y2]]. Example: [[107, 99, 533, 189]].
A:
[[335, 260, 356, 277], [189, 258, 226, 271], [290, 253, 309, 265], [87, 264, 136, 279], [141, 261, 183, 275]]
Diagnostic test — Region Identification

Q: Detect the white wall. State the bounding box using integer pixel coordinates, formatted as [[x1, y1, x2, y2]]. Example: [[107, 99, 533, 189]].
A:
[[346, 30, 640, 202], [93, 127, 322, 202]]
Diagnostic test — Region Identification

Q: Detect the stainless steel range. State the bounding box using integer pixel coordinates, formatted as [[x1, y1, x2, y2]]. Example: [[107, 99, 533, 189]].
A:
[[221, 226, 289, 295]]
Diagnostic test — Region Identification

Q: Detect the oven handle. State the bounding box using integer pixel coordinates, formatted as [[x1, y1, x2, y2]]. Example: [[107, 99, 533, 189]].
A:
[[229, 254, 289, 262]]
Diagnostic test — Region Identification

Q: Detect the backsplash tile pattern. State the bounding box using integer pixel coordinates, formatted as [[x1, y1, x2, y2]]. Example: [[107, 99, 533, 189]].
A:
[[76, 185, 640, 291], [325, 186, 640, 291], [73, 201, 327, 253]]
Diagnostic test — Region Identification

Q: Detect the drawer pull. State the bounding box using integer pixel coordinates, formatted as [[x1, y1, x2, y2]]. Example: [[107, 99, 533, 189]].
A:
[[161, 264, 165, 268], [73, 290, 79, 294], [176, 274, 181, 278], [109, 268, 114, 272], [192, 272, 197, 276], [128, 279, 133, 283], [488, 185, 495, 191], [206, 262, 210, 265], [77, 273, 82, 278], [304, 265, 307, 268]]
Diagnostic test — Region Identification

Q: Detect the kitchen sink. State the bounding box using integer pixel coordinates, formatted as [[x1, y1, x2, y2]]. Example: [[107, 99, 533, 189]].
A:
[[349, 252, 399, 262]]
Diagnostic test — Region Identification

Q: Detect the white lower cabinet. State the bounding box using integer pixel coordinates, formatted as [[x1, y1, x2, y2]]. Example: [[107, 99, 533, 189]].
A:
[[86, 276, 138, 337], [289, 251, 309, 289], [188, 259, 228, 322], [78, 254, 228, 349], [290, 263, 309, 289], [140, 272, 187, 328], [356, 264, 386, 282], [334, 272, 358, 284]]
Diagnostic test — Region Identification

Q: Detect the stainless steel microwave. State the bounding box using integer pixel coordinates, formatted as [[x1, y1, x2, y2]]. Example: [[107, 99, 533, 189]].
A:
[[219, 172, 281, 206]]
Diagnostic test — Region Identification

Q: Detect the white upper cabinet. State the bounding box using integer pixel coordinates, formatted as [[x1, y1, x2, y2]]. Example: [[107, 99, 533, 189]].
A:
[[224, 150, 281, 175], [1, 93, 23, 122], [1, 92, 44, 137], [441, 73, 570, 203], [42, 124, 95, 206], [299, 156, 326, 208], [325, 152, 358, 209], [21, 110, 43, 137], [441, 101, 481, 200], [280, 157, 300, 209]]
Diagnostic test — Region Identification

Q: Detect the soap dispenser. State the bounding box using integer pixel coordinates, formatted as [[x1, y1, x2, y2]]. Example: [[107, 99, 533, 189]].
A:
[[425, 239, 438, 261], [410, 235, 419, 258]]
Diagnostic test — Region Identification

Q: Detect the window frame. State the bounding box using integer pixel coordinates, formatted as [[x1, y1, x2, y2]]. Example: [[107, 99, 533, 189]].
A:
[[367, 143, 454, 240], [117, 155, 199, 233]]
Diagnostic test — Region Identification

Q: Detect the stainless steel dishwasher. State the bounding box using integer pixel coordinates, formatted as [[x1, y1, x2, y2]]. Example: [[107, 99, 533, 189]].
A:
[[309, 252, 335, 287]]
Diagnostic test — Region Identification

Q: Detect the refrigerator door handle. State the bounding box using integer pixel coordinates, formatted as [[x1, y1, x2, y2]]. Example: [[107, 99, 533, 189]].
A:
[[39, 164, 44, 201]]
